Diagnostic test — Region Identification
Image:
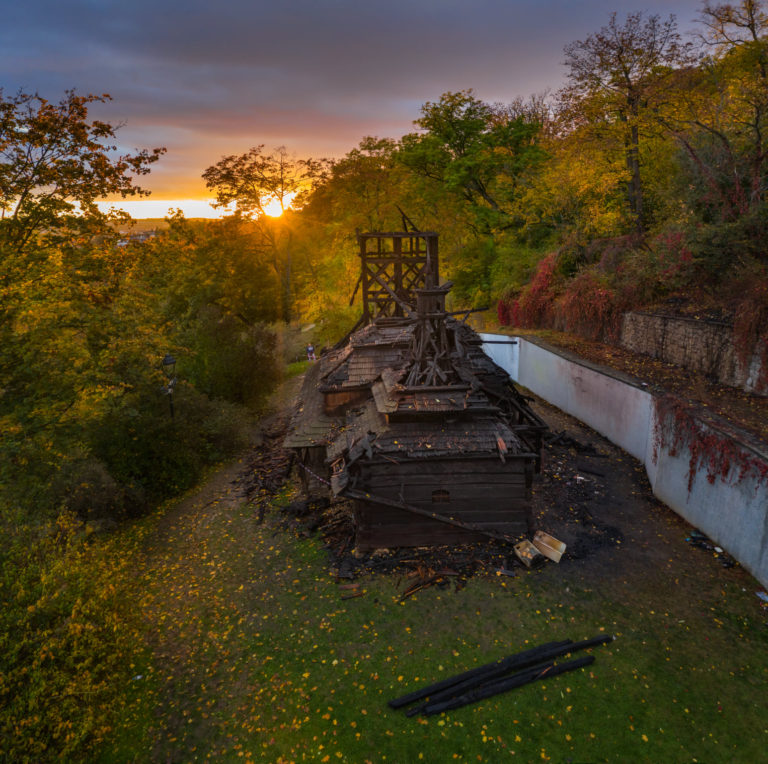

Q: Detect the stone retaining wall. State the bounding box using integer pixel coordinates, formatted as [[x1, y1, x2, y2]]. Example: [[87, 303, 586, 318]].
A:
[[620, 311, 765, 394]]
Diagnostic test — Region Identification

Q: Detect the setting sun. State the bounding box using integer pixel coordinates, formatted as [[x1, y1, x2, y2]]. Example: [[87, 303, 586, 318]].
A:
[[262, 192, 298, 217]]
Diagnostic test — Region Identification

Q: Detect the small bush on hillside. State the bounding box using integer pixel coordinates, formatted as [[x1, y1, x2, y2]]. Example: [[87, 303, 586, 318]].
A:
[[185, 310, 282, 409], [450, 238, 496, 305], [555, 270, 623, 341], [52, 459, 127, 521], [683, 208, 768, 283], [87, 385, 255, 517], [488, 237, 552, 295], [0, 511, 146, 761], [512, 252, 559, 328], [729, 261, 768, 390]]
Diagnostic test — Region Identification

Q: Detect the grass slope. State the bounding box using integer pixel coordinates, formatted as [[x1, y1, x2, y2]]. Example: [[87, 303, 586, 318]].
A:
[[93, 462, 767, 763]]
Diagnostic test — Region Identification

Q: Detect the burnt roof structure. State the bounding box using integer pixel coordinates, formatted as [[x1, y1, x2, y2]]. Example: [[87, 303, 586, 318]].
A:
[[358, 231, 439, 322], [286, 231, 547, 550]]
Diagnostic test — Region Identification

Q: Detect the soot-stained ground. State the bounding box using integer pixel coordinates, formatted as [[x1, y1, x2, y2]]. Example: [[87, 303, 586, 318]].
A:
[[271, 394, 741, 599]]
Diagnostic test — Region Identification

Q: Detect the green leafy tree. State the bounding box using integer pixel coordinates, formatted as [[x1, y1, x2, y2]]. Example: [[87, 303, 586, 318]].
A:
[[0, 90, 166, 512], [309, 136, 403, 232], [144, 214, 282, 406], [0, 89, 163, 262], [398, 90, 544, 234], [678, 1, 767, 219]]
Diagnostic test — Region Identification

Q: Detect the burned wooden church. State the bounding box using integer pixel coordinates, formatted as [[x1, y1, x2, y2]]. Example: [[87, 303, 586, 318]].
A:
[[285, 231, 546, 550]]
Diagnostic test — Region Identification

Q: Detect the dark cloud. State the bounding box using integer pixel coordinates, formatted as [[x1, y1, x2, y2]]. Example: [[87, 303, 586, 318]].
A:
[[3, 0, 704, 198]]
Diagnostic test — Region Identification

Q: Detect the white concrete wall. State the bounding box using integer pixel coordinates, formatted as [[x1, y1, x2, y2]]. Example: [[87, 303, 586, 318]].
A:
[[482, 334, 768, 587], [516, 340, 653, 462], [479, 333, 519, 380], [647, 409, 768, 585]]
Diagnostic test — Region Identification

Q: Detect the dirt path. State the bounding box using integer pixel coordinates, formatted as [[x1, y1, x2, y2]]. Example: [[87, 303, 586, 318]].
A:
[[134, 459, 261, 758], [119, 379, 302, 759]]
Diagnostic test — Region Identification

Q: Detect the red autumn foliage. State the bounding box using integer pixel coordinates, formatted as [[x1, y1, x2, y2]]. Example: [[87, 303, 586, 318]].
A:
[[653, 394, 768, 493], [512, 253, 558, 329], [653, 230, 695, 286], [497, 298, 511, 325], [732, 272, 768, 392], [499, 253, 625, 342], [555, 271, 623, 342]]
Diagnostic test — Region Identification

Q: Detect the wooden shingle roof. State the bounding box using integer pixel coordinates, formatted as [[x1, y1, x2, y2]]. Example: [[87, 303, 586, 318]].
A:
[[284, 360, 341, 449]]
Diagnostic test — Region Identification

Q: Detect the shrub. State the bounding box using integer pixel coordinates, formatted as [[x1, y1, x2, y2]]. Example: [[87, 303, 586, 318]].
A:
[[87, 385, 256, 515], [730, 263, 768, 391], [555, 270, 623, 341], [185, 310, 282, 409], [52, 459, 126, 521], [650, 229, 695, 290], [513, 252, 559, 328], [497, 298, 512, 326], [0, 511, 148, 761]]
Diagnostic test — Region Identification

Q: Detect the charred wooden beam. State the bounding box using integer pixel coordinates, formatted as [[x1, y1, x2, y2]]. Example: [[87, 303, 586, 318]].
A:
[[422, 655, 595, 716], [343, 487, 524, 544], [388, 640, 572, 710], [394, 635, 612, 716]]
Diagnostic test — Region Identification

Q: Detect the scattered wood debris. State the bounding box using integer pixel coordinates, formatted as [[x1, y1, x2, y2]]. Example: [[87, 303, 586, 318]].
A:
[[514, 539, 546, 569], [242, 414, 294, 522], [532, 530, 566, 563]]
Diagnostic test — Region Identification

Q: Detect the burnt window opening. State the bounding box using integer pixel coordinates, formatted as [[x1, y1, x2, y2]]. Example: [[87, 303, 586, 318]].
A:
[[432, 489, 450, 503]]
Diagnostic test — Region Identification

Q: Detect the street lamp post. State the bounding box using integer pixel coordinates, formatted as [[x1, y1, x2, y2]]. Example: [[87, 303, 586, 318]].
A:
[[161, 354, 177, 420]]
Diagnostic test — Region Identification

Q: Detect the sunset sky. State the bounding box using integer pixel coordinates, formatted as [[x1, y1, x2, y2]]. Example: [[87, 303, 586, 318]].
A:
[[4, 0, 705, 217]]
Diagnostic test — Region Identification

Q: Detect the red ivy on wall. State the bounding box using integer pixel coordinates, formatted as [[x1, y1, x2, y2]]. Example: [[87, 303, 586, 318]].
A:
[[653, 394, 768, 493]]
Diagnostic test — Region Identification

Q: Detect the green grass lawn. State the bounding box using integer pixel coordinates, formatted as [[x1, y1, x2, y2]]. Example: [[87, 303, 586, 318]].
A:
[[89, 476, 767, 764], [4, 453, 765, 762]]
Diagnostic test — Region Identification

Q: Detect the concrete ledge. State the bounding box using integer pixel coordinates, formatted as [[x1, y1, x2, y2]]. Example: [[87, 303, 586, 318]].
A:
[[482, 333, 768, 587]]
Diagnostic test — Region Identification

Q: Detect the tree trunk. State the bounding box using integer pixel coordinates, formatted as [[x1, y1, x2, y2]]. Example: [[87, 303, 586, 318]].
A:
[[282, 241, 292, 323], [626, 98, 644, 234]]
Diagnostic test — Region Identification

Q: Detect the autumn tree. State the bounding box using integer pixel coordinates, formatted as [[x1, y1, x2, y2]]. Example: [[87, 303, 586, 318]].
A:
[[0, 91, 277, 520], [0, 90, 163, 260], [0, 89, 164, 450], [561, 12, 694, 233], [308, 136, 403, 232], [680, 1, 768, 220], [203, 145, 326, 321], [144, 213, 282, 406]]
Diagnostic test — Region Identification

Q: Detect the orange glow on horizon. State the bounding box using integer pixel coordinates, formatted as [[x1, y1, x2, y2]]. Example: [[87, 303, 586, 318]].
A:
[[96, 199, 232, 219], [97, 194, 299, 220]]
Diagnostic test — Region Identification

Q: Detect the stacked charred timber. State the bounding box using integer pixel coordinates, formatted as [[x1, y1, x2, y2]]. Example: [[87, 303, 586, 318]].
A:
[[245, 415, 295, 523], [388, 635, 613, 716], [285, 231, 547, 551]]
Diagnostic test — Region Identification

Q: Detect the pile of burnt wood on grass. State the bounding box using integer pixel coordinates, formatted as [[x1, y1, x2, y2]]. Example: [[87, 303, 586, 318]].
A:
[[277, 494, 517, 596], [248, 337, 633, 601], [242, 413, 295, 522], [388, 635, 614, 716], [272, 419, 633, 601]]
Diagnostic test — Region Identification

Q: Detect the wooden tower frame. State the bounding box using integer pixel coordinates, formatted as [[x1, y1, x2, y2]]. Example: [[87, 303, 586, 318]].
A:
[[358, 232, 439, 323]]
